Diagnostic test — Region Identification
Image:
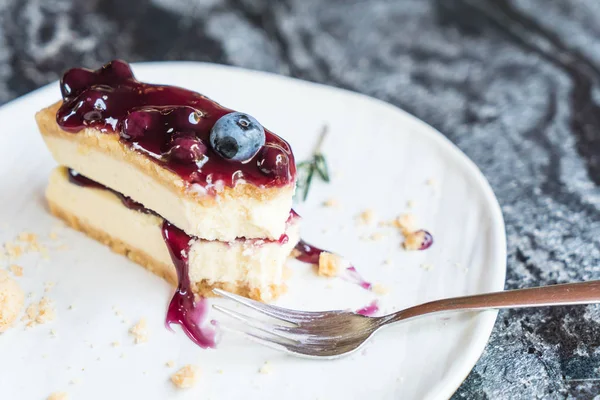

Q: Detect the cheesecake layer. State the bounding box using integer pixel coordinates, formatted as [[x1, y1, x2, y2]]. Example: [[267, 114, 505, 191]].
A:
[[46, 167, 299, 302], [37, 103, 294, 241]]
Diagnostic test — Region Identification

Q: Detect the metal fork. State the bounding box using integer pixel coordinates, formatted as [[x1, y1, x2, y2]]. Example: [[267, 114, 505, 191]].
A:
[[213, 281, 600, 359]]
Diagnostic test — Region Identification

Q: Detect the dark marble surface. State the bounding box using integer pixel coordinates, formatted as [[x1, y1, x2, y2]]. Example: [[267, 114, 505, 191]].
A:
[[2, 0, 600, 398]]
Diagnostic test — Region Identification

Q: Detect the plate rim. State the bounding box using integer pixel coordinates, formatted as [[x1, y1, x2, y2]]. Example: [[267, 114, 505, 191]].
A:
[[1, 61, 507, 399]]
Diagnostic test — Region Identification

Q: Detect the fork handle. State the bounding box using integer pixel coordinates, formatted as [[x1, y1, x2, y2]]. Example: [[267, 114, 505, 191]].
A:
[[383, 280, 600, 325]]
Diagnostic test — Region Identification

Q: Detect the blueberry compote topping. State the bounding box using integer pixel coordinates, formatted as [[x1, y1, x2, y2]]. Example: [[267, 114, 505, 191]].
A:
[[57, 60, 295, 189], [162, 222, 218, 348]]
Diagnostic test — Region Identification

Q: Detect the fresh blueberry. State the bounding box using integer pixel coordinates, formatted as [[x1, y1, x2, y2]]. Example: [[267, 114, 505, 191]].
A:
[[209, 112, 265, 162], [257, 144, 290, 180], [121, 110, 158, 141], [165, 133, 208, 164]]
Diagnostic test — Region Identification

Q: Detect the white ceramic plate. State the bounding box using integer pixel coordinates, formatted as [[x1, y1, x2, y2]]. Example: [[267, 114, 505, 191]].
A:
[[0, 62, 506, 400]]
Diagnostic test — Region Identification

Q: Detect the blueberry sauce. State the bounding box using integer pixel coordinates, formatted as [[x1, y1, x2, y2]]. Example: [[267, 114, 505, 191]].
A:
[[344, 266, 373, 291], [162, 221, 218, 348], [418, 230, 434, 250], [355, 300, 379, 317], [68, 168, 218, 347], [57, 60, 295, 190], [293, 239, 322, 264], [293, 239, 373, 291]]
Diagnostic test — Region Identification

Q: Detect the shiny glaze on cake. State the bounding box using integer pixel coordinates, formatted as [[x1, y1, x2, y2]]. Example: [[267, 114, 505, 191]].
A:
[[57, 60, 295, 190]]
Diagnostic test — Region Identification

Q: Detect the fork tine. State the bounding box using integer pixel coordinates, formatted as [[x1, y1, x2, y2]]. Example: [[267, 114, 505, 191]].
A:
[[212, 305, 296, 341], [212, 288, 322, 323], [222, 325, 344, 359], [219, 324, 324, 357], [219, 323, 298, 348]]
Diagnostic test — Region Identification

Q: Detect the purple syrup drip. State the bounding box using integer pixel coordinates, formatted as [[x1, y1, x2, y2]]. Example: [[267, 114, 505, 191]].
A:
[[69, 168, 218, 348], [344, 266, 373, 291], [293, 239, 373, 291], [162, 221, 218, 349], [356, 300, 379, 317], [57, 60, 295, 189], [418, 230, 434, 250], [294, 239, 322, 264]]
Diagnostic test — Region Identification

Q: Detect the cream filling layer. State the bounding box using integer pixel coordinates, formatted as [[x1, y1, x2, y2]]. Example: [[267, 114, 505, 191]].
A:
[[46, 167, 299, 299], [43, 135, 294, 241]]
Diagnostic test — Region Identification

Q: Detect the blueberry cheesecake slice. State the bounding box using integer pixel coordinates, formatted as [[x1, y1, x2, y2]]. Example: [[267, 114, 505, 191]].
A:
[[36, 60, 295, 242], [35, 60, 299, 305]]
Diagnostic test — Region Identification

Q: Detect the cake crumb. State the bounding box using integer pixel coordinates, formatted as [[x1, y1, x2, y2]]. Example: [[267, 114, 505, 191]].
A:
[[322, 198, 340, 208], [369, 232, 386, 241], [47, 392, 69, 400], [9, 264, 23, 277], [24, 297, 56, 326], [16, 233, 49, 256], [394, 213, 416, 234], [406, 200, 415, 208], [290, 248, 301, 259], [403, 230, 427, 251], [0, 270, 25, 332], [129, 318, 149, 344], [166, 360, 175, 368], [17, 232, 38, 243], [50, 329, 58, 338], [382, 258, 392, 266], [217, 369, 224, 374], [318, 252, 344, 277], [49, 232, 59, 240], [171, 365, 199, 389], [44, 281, 55, 293], [373, 283, 390, 295], [420, 263, 433, 271], [4, 241, 23, 260], [68, 378, 80, 385], [111, 341, 120, 347], [356, 209, 376, 225], [426, 178, 438, 187], [259, 361, 273, 374]]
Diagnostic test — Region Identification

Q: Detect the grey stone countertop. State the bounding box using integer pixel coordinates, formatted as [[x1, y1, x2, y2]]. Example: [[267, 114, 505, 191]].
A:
[[2, 0, 600, 398]]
